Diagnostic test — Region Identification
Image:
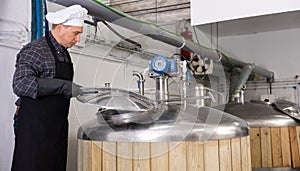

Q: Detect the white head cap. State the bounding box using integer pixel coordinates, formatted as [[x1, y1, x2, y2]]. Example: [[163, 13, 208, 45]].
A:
[[46, 5, 88, 27]]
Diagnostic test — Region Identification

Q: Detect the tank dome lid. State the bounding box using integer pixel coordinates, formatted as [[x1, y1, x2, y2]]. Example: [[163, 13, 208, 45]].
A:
[[223, 100, 300, 127], [78, 104, 249, 142]]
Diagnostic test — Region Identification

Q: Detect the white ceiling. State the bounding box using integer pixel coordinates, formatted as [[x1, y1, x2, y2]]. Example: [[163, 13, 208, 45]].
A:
[[197, 10, 300, 37]]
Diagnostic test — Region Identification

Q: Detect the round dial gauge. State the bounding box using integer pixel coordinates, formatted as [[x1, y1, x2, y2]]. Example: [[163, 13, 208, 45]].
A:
[[150, 55, 169, 74]]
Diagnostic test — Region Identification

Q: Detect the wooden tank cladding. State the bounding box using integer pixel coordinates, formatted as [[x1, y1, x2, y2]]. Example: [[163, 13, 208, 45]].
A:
[[250, 126, 300, 168], [78, 136, 251, 171]]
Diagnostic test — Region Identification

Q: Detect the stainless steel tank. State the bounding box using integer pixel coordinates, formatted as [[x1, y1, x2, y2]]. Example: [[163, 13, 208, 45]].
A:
[[223, 101, 300, 127], [220, 100, 300, 170], [76, 88, 251, 171]]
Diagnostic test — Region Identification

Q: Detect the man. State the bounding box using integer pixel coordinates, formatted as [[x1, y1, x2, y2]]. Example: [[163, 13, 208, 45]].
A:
[[11, 5, 88, 171]]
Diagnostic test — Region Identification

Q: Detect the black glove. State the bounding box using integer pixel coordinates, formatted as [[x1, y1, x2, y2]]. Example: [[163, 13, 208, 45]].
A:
[[37, 78, 82, 98]]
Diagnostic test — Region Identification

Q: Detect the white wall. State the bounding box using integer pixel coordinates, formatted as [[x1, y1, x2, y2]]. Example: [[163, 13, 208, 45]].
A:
[[0, 0, 31, 27], [0, 47, 19, 171], [217, 27, 300, 104], [0, 0, 30, 170], [219, 28, 300, 79]]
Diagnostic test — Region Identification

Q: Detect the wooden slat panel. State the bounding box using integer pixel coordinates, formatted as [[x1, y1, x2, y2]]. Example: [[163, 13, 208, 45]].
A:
[[247, 136, 252, 171], [92, 141, 103, 171], [79, 140, 92, 171], [280, 127, 292, 167], [219, 139, 232, 171], [250, 128, 261, 168], [271, 127, 282, 167], [133, 142, 150, 171], [186, 141, 204, 171], [103, 142, 117, 171], [289, 126, 300, 168], [260, 127, 272, 167], [117, 142, 132, 171], [78, 138, 252, 171], [77, 140, 84, 171], [296, 126, 300, 160], [169, 142, 187, 171], [231, 138, 241, 171], [241, 136, 251, 171], [150, 142, 169, 171], [204, 140, 219, 171]]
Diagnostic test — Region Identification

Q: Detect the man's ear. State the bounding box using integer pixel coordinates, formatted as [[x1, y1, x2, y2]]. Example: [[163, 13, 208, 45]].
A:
[[55, 24, 64, 31]]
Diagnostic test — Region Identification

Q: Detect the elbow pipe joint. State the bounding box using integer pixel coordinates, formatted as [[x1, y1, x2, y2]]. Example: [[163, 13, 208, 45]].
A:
[[133, 71, 145, 95], [233, 64, 254, 94], [133, 71, 145, 82]]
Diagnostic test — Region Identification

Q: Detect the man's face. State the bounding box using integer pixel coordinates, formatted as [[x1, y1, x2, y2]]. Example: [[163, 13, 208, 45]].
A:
[[57, 25, 83, 48]]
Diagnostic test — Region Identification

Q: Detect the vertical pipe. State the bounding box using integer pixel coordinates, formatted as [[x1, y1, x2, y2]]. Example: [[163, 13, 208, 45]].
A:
[[31, 0, 37, 40], [36, 0, 41, 38], [194, 84, 205, 107], [43, 0, 49, 34], [155, 76, 169, 101]]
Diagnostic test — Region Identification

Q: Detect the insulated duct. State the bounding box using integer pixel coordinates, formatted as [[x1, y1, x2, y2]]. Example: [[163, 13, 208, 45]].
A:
[[47, 0, 274, 81], [219, 53, 274, 82], [229, 64, 254, 103]]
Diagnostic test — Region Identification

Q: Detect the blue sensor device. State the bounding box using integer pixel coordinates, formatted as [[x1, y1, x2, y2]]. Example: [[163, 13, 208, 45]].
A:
[[150, 55, 170, 74]]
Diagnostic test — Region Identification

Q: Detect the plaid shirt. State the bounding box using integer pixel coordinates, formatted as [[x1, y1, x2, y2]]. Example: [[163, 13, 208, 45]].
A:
[[13, 33, 70, 105]]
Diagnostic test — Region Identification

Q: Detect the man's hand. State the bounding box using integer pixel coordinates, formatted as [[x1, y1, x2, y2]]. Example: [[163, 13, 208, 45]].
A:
[[37, 78, 82, 98]]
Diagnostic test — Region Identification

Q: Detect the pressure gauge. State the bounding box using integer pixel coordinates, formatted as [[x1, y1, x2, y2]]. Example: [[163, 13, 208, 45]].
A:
[[150, 55, 170, 74]]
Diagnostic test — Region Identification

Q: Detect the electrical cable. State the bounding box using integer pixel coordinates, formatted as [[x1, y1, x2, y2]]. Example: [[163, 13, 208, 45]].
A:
[[84, 17, 142, 49], [178, 35, 186, 49], [100, 20, 142, 49]]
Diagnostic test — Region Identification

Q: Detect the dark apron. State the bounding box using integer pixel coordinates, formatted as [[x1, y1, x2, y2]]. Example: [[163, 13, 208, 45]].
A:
[[11, 34, 74, 171]]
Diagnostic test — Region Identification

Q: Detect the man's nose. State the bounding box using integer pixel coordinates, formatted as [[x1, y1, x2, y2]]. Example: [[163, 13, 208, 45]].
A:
[[75, 34, 81, 42]]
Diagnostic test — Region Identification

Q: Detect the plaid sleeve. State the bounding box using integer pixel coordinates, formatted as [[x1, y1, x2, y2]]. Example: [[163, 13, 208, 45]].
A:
[[13, 45, 44, 99]]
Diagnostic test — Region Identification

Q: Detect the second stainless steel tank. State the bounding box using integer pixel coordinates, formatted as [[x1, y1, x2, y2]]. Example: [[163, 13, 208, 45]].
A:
[[221, 100, 300, 170]]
